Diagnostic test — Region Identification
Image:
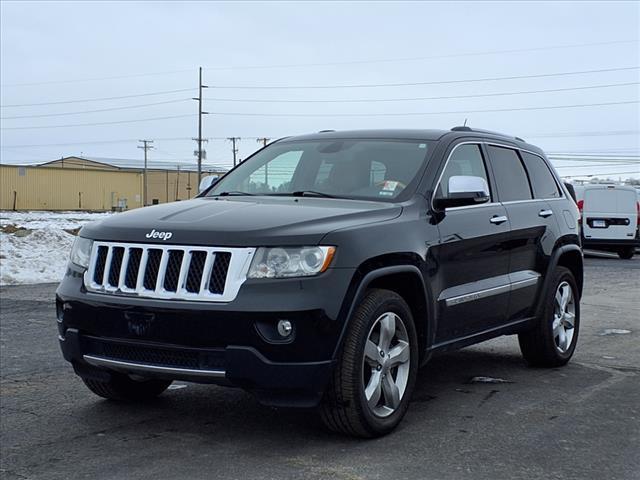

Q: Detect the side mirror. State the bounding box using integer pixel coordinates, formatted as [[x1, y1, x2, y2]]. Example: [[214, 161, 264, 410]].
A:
[[198, 175, 219, 193], [434, 175, 490, 210]]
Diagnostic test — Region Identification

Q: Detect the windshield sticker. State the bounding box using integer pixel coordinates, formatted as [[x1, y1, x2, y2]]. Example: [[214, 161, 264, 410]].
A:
[[379, 191, 394, 196], [381, 180, 399, 191], [419, 143, 427, 149]]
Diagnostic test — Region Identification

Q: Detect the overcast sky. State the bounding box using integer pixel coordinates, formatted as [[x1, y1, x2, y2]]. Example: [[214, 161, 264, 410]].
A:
[[1, 1, 639, 179]]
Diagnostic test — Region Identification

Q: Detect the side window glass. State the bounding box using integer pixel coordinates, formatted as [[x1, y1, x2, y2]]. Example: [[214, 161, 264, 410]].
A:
[[439, 144, 491, 199], [520, 152, 561, 199], [487, 146, 533, 202]]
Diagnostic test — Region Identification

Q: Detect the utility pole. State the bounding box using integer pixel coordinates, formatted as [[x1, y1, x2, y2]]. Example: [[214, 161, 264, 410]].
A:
[[227, 137, 241, 167], [192, 67, 209, 183], [257, 138, 271, 187], [137, 140, 154, 206]]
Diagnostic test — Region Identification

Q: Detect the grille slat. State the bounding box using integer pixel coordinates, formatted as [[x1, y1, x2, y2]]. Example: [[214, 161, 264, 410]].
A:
[[143, 249, 163, 291], [186, 251, 207, 293], [107, 247, 125, 287], [209, 252, 231, 294], [86, 242, 253, 302], [163, 250, 184, 292], [124, 248, 142, 289]]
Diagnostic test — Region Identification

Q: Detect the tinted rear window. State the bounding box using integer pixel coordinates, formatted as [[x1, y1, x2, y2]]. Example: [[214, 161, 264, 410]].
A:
[[520, 152, 561, 199], [487, 146, 532, 202]]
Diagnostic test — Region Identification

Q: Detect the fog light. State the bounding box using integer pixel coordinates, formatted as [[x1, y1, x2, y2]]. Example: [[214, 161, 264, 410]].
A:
[[277, 320, 293, 338]]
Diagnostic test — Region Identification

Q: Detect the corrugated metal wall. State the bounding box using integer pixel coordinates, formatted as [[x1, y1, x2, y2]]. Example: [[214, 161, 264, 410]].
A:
[[0, 165, 205, 211], [0, 165, 143, 211]]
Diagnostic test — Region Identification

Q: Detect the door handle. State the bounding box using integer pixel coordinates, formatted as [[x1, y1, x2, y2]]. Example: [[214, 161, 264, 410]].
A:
[[538, 209, 554, 218], [490, 215, 508, 225]]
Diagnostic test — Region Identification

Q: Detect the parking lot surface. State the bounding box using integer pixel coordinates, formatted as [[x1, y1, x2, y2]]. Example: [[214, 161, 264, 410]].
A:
[[1, 254, 639, 480]]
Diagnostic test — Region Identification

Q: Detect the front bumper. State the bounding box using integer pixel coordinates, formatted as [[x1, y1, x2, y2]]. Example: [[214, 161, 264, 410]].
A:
[[56, 266, 356, 407]]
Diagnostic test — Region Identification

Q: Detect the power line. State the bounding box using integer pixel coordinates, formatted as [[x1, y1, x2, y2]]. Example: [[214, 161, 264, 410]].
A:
[[207, 100, 639, 117], [204, 82, 639, 103], [202, 40, 639, 71], [555, 163, 640, 169], [209, 66, 639, 89], [0, 88, 196, 108], [0, 113, 196, 130], [529, 130, 640, 138], [3, 39, 632, 88], [1, 69, 193, 88], [1, 131, 638, 150], [0, 98, 191, 120]]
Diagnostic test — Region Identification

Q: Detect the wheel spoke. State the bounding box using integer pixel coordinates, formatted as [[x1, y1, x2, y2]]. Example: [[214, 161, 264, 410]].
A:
[[553, 319, 563, 337], [382, 373, 401, 409], [365, 371, 382, 408], [558, 325, 567, 350], [387, 341, 409, 368], [555, 290, 563, 311], [378, 313, 396, 352], [560, 285, 570, 311], [563, 312, 575, 329], [364, 340, 380, 366]]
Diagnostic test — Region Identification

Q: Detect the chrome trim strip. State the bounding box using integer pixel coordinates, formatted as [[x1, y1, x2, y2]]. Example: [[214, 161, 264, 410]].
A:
[[445, 284, 511, 306], [83, 355, 226, 379], [443, 271, 540, 306]]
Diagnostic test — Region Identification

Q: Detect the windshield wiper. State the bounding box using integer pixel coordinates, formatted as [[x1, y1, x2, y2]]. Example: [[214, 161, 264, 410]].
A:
[[217, 191, 255, 196], [290, 190, 337, 198]]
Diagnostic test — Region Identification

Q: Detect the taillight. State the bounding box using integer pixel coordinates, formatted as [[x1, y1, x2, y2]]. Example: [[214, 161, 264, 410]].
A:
[[577, 200, 584, 223]]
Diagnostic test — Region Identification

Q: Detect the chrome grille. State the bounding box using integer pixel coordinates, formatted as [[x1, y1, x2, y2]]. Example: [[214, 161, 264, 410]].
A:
[[85, 241, 256, 302]]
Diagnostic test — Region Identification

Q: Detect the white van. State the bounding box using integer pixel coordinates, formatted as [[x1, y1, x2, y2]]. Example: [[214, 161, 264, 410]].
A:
[[574, 184, 639, 259]]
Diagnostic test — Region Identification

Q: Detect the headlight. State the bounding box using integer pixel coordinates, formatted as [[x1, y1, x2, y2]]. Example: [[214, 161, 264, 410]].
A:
[[248, 246, 336, 278], [70, 237, 94, 269]]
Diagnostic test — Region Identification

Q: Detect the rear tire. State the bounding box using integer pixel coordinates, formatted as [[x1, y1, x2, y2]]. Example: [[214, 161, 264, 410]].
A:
[[82, 373, 171, 401], [518, 266, 580, 367], [320, 289, 418, 438], [618, 247, 635, 259]]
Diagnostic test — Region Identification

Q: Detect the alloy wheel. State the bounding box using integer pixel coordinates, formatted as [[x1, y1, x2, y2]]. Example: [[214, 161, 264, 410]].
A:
[[553, 281, 576, 353], [362, 312, 411, 418]]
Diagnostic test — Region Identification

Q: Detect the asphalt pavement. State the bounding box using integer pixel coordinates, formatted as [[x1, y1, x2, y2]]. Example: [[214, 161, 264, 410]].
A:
[[1, 255, 639, 480]]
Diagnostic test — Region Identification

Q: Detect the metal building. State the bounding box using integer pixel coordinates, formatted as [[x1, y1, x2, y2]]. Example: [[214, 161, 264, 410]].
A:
[[1, 156, 227, 211]]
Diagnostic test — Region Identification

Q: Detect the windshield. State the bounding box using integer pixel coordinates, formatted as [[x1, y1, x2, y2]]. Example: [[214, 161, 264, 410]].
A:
[[206, 138, 433, 201]]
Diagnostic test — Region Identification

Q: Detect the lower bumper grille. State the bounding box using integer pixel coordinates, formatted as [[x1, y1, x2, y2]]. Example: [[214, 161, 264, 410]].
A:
[[84, 336, 226, 371]]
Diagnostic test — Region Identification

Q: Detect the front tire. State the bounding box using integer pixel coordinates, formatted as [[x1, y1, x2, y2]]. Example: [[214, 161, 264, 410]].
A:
[[618, 247, 635, 259], [320, 289, 418, 438], [82, 372, 172, 401], [518, 266, 580, 367]]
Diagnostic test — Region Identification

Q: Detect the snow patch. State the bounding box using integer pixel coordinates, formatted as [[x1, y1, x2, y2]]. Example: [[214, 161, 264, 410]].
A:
[[0, 211, 112, 285], [599, 329, 632, 336], [469, 376, 512, 384]]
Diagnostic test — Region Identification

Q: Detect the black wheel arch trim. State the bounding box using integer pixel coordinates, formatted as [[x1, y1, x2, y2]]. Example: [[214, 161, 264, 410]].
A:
[[332, 263, 434, 363], [535, 243, 583, 318]]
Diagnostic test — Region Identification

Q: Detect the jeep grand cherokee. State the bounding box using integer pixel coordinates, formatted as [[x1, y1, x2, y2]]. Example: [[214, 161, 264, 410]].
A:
[[56, 127, 583, 437]]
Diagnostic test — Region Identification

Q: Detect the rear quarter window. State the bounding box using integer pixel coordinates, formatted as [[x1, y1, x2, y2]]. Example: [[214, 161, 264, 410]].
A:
[[520, 151, 561, 199]]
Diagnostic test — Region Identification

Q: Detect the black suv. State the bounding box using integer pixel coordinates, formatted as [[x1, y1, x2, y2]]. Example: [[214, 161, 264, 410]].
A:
[[57, 127, 583, 437]]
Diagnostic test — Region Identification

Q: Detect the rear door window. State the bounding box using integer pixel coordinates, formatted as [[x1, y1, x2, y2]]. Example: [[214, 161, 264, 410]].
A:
[[487, 146, 532, 202], [520, 152, 561, 199]]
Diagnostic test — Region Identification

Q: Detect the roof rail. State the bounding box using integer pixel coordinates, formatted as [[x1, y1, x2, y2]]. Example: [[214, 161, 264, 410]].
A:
[[450, 126, 525, 143]]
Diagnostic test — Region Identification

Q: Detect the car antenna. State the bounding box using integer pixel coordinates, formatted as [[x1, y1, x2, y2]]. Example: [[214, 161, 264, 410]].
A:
[[463, 118, 468, 127]]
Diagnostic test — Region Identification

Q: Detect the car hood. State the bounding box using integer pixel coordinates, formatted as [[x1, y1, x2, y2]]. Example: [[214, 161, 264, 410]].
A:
[[81, 196, 402, 246]]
